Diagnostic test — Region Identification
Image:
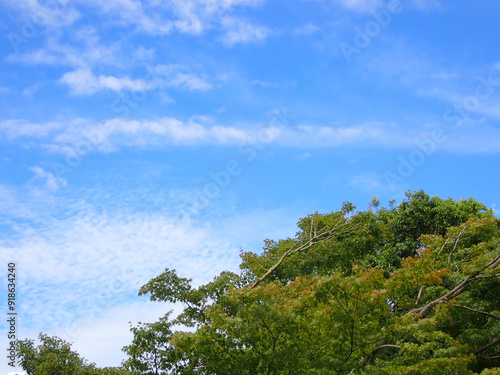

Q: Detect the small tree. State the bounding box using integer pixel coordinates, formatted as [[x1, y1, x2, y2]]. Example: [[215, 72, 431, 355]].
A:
[[122, 312, 178, 374], [16, 333, 88, 375], [16, 333, 138, 375]]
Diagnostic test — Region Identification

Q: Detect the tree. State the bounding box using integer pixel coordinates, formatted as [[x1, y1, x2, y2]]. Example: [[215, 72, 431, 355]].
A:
[[15, 333, 138, 375], [16, 333, 88, 375], [122, 311, 179, 374], [128, 191, 500, 374]]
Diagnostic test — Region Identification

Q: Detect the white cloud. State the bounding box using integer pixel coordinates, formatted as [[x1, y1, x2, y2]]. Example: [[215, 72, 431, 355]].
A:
[[220, 18, 270, 46], [0, 117, 255, 152], [56, 302, 176, 369], [251, 79, 296, 89], [3, 117, 500, 155], [332, 0, 440, 13], [29, 167, 67, 191], [57, 65, 212, 95], [279, 122, 413, 148], [347, 172, 385, 191], [0, 119, 64, 140], [410, 0, 442, 11], [59, 69, 150, 95], [0, 0, 81, 27], [4, 0, 266, 39], [335, 0, 384, 13], [6, 27, 124, 69], [152, 64, 213, 91]]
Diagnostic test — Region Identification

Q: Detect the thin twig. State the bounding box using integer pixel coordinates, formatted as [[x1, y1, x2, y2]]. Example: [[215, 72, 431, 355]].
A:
[[454, 305, 500, 321], [448, 226, 466, 267]]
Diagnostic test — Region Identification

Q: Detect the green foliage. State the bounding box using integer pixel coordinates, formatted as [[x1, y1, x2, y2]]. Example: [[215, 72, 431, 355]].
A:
[[122, 311, 178, 375], [16, 333, 88, 375], [15, 333, 137, 375], [127, 191, 499, 374]]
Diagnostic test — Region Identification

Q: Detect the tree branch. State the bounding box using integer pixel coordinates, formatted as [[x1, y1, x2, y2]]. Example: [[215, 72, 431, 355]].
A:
[[360, 344, 400, 366], [407, 250, 500, 318], [249, 215, 357, 288], [473, 335, 500, 355], [415, 287, 423, 305], [407, 272, 480, 318], [454, 305, 500, 321], [448, 226, 466, 267]]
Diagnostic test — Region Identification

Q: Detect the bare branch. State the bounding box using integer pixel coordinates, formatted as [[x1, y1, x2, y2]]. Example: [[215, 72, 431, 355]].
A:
[[476, 273, 500, 281], [408, 248, 500, 318], [249, 215, 357, 288], [486, 251, 500, 269], [437, 234, 452, 255], [415, 287, 424, 305], [448, 226, 467, 267], [408, 272, 480, 318]]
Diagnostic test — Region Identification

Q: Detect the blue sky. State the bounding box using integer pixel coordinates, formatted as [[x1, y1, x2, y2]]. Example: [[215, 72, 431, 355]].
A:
[[1, 0, 500, 372]]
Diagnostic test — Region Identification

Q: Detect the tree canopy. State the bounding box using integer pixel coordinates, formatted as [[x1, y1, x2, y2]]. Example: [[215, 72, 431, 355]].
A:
[[15, 333, 137, 375], [16, 190, 500, 374]]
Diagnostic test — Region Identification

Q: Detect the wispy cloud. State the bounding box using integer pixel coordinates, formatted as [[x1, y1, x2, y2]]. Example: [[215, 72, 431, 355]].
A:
[[251, 79, 296, 89], [347, 171, 385, 192], [152, 64, 213, 91], [2, 0, 266, 40], [278, 122, 413, 148], [3, 117, 500, 154], [0, 0, 81, 27], [60, 69, 150, 95], [6, 27, 123, 68], [0, 119, 64, 140], [220, 18, 271, 46], [29, 167, 67, 191], [58, 64, 213, 95], [411, 0, 442, 12], [332, 0, 441, 13], [334, 0, 384, 13]]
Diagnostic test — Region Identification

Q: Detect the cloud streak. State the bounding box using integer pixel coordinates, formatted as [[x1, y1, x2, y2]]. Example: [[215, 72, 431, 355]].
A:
[[2, 117, 500, 154]]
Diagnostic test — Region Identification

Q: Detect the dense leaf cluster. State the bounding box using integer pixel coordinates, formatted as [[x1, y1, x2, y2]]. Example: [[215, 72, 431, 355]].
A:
[[15, 333, 138, 375]]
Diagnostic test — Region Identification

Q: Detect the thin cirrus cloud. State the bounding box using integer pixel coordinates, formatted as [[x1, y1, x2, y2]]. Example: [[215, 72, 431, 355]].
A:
[[0, 117, 405, 151], [59, 65, 213, 95], [0, 0, 81, 27], [219, 18, 271, 46], [2, 0, 267, 40], [0, 208, 243, 341], [29, 167, 67, 191], [335, 0, 384, 13], [3, 115, 499, 156], [6, 29, 123, 69], [59, 69, 150, 95], [3, 117, 500, 154], [332, 0, 441, 13]]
